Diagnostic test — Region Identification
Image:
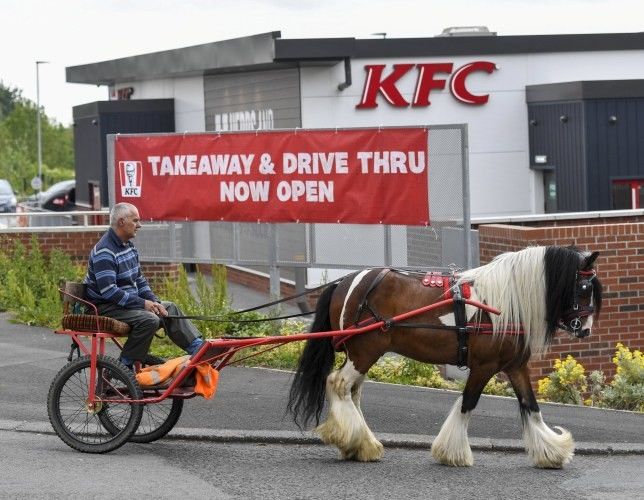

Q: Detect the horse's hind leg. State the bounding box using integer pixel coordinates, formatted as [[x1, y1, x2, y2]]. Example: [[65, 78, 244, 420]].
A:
[[316, 358, 384, 461], [506, 364, 574, 468], [349, 377, 384, 460], [431, 362, 496, 466]]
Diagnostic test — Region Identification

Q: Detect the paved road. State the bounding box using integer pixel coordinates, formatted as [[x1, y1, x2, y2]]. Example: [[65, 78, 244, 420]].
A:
[[2, 430, 643, 499]]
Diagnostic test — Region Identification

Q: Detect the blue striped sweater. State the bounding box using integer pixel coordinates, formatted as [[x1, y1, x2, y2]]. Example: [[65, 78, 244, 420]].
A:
[[85, 228, 158, 308]]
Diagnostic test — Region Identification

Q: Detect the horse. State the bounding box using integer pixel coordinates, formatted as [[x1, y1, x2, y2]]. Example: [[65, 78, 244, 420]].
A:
[[287, 245, 602, 468]]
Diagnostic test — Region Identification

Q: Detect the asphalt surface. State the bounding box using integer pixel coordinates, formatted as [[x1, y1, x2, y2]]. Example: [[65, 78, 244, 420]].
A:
[[0, 282, 642, 457]]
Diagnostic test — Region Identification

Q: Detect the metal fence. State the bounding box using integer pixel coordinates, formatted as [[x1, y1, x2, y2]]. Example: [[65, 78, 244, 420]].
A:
[[1, 209, 105, 229], [112, 125, 475, 278]]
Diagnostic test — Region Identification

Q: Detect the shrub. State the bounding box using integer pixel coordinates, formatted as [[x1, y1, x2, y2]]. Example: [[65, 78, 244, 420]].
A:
[[0, 236, 83, 326], [481, 376, 515, 397], [368, 357, 458, 390], [602, 343, 644, 412], [152, 264, 279, 358], [586, 369, 606, 407], [234, 320, 310, 369], [537, 345, 643, 412], [537, 355, 587, 405]]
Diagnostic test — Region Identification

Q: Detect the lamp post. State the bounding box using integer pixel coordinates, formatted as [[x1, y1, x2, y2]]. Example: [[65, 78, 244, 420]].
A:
[[36, 60, 49, 205]]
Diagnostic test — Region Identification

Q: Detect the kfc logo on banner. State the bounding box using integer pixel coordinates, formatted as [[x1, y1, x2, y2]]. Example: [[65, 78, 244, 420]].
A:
[[119, 161, 142, 197], [356, 61, 497, 108]]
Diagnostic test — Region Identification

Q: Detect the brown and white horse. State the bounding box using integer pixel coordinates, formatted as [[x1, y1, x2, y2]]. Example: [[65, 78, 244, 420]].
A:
[[287, 245, 602, 468]]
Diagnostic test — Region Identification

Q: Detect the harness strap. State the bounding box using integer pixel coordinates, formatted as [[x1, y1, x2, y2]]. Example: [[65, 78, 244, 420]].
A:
[[392, 322, 525, 335], [451, 283, 469, 368], [331, 269, 391, 351], [351, 268, 391, 326]]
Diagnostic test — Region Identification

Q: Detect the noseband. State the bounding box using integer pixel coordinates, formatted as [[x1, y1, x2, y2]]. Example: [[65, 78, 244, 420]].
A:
[[558, 269, 596, 337]]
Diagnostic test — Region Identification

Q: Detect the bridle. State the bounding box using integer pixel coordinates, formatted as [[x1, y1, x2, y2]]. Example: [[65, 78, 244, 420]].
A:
[[558, 269, 597, 337]]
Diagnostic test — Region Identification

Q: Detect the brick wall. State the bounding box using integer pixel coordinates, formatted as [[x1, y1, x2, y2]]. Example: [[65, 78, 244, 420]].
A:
[[477, 220, 643, 386], [0, 229, 180, 290]]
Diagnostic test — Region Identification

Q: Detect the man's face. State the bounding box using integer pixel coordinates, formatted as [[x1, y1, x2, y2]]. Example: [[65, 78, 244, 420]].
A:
[[119, 208, 142, 241]]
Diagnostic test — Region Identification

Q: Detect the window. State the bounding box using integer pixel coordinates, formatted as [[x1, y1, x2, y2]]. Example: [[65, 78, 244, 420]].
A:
[[611, 180, 643, 210], [544, 171, 557, 213]]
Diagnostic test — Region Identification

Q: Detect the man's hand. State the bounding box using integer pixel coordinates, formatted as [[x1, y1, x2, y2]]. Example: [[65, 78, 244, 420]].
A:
[[144, 300, 168, 317]]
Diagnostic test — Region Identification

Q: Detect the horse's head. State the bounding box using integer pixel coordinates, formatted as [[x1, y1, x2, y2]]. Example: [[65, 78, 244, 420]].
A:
[[556, 250, 602, 339]]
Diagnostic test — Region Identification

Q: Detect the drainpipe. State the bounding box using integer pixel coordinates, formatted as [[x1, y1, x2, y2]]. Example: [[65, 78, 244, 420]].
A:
[[337, 57, 352, 91]]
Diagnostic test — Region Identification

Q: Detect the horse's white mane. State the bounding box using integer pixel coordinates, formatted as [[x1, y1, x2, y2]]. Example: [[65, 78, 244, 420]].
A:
[[458, 246, 548, 354]]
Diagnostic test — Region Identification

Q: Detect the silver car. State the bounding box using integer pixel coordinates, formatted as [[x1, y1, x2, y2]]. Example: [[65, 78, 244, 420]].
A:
[[0, 179, 17, 213]]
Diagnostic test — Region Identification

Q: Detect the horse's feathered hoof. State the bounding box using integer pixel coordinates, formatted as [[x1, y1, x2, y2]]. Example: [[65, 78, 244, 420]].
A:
[[430, 443, 474, 467], [524, 415, 575, 468], [340, 439, 384, 462]]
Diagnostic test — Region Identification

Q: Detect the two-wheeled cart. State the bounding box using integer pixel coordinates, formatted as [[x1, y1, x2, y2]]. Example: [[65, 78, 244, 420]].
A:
[[47, 286, 500, 453]]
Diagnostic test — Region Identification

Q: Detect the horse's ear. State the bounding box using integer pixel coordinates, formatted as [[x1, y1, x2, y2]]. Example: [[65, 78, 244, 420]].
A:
[[583, 251, 600, 270]]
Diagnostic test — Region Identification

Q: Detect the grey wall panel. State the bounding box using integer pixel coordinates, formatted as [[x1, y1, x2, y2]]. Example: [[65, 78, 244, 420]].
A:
[[204, 68, 301, 131], [73, 116, 103, 207], [585, 98, 644, 210], [73, 100, 175, 208], [528, 102, 586, 212]]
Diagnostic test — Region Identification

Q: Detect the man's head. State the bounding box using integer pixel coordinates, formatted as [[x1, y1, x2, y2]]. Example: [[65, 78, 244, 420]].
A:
[[110, 202, 141, 242]]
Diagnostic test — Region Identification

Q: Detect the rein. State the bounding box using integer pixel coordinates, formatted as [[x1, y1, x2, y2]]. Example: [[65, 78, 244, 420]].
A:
[[164, 277, 344, 323]]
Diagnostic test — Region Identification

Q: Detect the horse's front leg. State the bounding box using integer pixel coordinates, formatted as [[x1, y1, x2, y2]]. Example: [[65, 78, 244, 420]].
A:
[[506, 364, 574, 468], [431, 362, 496, 466], [316, 358, 383, 461]]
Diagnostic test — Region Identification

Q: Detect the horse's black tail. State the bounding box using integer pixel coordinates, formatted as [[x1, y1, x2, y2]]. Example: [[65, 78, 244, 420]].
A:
[[286, 282, 338, 429]]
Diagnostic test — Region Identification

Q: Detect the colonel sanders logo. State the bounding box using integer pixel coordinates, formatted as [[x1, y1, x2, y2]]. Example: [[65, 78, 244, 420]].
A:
[[119, 161, 142, 197]]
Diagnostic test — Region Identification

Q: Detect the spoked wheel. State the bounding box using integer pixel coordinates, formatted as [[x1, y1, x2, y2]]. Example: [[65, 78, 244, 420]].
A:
[[100, 396, 183, 443], [47, 355, 143, 453], [99, 354, 184, 443]]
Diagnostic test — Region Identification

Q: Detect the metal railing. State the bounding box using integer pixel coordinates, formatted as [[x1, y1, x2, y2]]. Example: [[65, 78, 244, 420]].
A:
[[0, 209, 109, 231]]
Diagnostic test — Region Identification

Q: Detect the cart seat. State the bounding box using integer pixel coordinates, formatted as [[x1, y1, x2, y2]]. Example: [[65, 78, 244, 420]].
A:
[[61, 314, 131, 336], [60, 281, 131, 336]]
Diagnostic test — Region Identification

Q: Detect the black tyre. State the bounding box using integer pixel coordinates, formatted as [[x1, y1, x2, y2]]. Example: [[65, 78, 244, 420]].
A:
[[100, 396, 183, 443], [99, 354, 182, 443], [142, 354, 166, 366], [47, 355, 143, 453]]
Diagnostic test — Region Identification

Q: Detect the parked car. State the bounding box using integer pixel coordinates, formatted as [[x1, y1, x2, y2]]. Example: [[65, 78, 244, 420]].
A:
[[25, 179, 76, 211], [0, 179, 17, 213]]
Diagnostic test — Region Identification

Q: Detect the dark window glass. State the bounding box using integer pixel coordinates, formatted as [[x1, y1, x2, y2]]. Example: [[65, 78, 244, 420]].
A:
[[612, 183, 631, 209], [544, 171, 557, 213], [612, 180, 643, 209]]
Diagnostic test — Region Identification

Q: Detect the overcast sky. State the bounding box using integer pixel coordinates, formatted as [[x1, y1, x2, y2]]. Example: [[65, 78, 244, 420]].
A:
[[2, 0, 642, 125]]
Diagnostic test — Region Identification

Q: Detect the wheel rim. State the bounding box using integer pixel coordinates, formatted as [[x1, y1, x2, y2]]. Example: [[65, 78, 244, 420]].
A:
[[100, 396, 183, 443], [54, 360, 139, 446], [137, 399, 179, 435]]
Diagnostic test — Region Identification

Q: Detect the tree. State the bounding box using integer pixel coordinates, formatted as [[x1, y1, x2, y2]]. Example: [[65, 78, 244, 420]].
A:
[[0, 82, 23, 120], [0, 84, 73, 194]]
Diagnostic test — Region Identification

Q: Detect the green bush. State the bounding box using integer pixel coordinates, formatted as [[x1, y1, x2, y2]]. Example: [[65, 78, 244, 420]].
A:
[[601, 343, 644, 412], [480, 376, 515, 397], [234, 320, 311, 369], [0, 236, 84, 326], [368, 357, 457, 389], [151, 264, 279, 358], [160, 264, 230, 338], [538, 345, 643, 412], [537, 355, 588, 405]]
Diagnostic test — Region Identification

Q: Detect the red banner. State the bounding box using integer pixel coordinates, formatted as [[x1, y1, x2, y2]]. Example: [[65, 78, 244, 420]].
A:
[[114, 128, 430, 225]]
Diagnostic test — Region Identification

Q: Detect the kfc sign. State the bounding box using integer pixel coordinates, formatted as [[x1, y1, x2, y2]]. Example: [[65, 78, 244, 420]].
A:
[[356, 61, 497, 108], [118, 160, 143, 197]]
